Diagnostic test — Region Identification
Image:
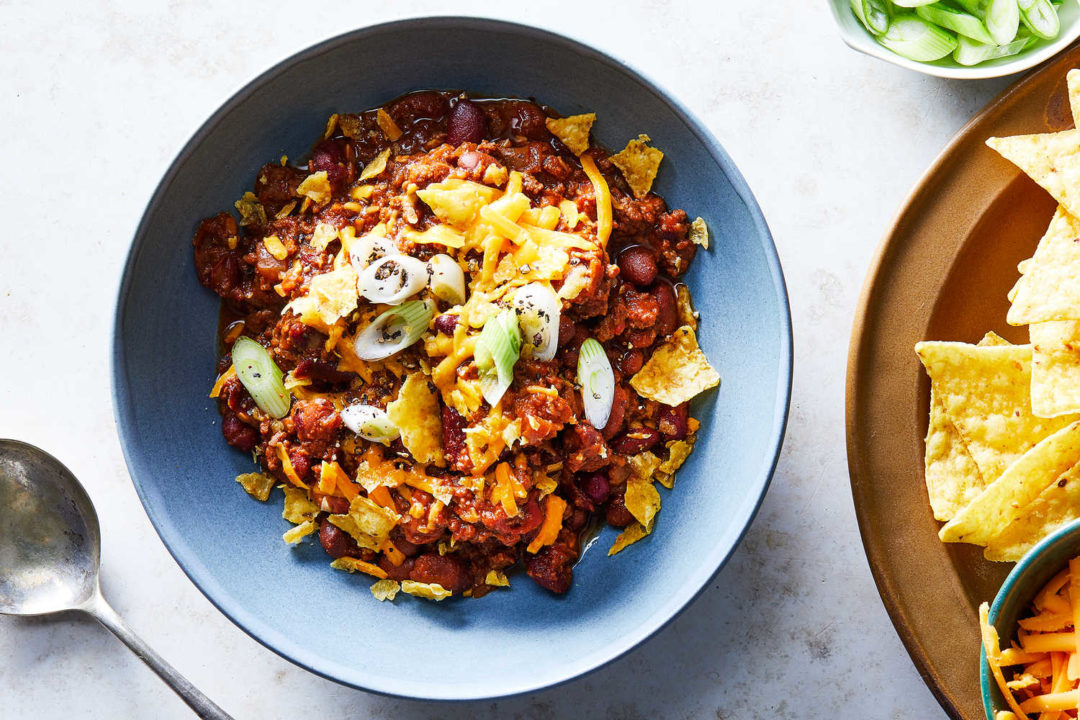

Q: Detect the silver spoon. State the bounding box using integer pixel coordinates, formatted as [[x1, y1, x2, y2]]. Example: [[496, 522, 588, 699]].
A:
[[0, 439, 232, 719]]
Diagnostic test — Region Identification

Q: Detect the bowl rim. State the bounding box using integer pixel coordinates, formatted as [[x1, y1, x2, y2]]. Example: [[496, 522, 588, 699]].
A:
[[110, 15, 793, 701], [980, 518, 1080, 719], [825, 0, 1080, 80]]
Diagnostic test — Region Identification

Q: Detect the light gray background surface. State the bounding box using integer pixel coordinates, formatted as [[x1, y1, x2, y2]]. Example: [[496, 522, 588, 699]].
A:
[[0, 1, 1013, 717]]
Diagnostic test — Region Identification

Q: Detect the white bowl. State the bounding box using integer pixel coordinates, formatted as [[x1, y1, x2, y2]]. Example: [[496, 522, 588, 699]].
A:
[[827, 0, 1080, 79]]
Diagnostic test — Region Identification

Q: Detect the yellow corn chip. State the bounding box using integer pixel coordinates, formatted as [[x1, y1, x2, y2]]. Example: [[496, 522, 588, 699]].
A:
[[236, 472, 274, 502], [611, 134, 663, 199], [359, 148, 391, 181], [376, 108, 402, 141], [370, 578, 400, 601], [303, 266, 359, 326], [297, 171, 332, 205], [1069, 69, 1080, 129], [689, 217, 709, 249], [676, 285, 698, 330], [979, 331, 1011, 347], [387, 374, 446, 466], [987, 130, 1080, 219], [282, 485, 319, 524], [660, 439, 695, 475], [328, 494, 399, 552], [282, 520, 315, 544], [402, 224, 466, 249], [1031, 320, 1080, 417], [924, 389, 987, 522], [310, 222, 339, 251], [608, 522, 650, 556], [915, 341, 1078, 484], [484, 569, 510, 587], [984, 452, 1080, 562], [400, 580, 452, 601], [626, 451, 662, 482], [329, 556, 388, 578], [631, 326, 719, 406], [262, 234, 288, 261], [545, 113, 595, 156], [1008, 207, 1080, 325], [940, 421, 1080, 546], [624, 476, 661, 531], [234, 191, 266, 226]]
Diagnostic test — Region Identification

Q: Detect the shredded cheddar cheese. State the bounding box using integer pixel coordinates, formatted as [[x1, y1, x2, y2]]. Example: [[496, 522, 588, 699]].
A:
[[579, 153, 612, 247]]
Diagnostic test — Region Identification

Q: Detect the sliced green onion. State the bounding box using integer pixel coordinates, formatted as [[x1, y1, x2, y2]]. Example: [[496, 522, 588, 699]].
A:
[[340, 404, 399, 444], [348, 231, 399, 272], [511, 282, 560, 362], [577, 339, 615, 430], [357, 254, 428, 305], [983, 0, 1021, 43], [892, 0, 937, 6], [952, 31, 1034, 64], [353, 300, 434, 361], [851, 0, 891, 34], [475, 310, 521, 407], [877, 14, 959, 61], [231, 336, 291, 419], [1019, 0, 1059, 39], [916, 3, 995, 42], [426, 254, 466, 305]]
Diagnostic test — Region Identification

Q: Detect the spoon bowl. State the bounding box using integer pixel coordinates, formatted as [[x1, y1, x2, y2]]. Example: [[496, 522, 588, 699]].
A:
[[0, 439, 230, 719]]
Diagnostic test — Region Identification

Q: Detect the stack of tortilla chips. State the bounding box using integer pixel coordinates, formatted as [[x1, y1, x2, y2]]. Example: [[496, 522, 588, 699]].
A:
[[917, 70, 1080, 562]]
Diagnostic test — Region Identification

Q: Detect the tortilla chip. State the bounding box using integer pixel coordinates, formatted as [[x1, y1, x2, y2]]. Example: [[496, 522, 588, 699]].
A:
[[376, 108, 402, 141], [234, 191, 266, 226], [983, 456, 1080, 561], [305, 266, 359, 326], [608, 522, 650, 556], [236, 472, 274, 502], [631, 326, 719, 406], [262, 234, 288, 261], [1031, 320, 1080, 417], [400, 580, 452, 601], [310, 223, 339, 251], [676, 285, 698, 330], [416, 179, 498, 227], [329, 557, 388, 578], [297, 171, 332, 205], [660, 439, 695, 475], [370, 578, 400, 601], [484, 569, 510, 587], [940, 421, 1080, 545], [359, 148, 391, 181], [627, 451, 662, 482], [915, 341, 1078, 484], [387, 374, 445, 466], [979, 331, 1011, 347], [689, 217, 709, 249], [987, 130, 1080, 219], [924, 389, 987, 522], [1007, 207, 1080, 325], [282, 520, 315, 544], [1069, 69, 1080, 129], [611, 134, 663, 198], [282, 485, 319, 524], [328, 495, 398, 551], [545, 113, 595, 156], [624, 476, 661, 531]]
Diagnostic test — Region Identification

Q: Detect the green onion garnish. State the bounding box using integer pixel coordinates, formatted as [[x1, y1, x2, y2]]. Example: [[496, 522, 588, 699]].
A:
[[427, 254, 466, 305], [985, 0, 1021, 43], [511, 282, 560, 362], [878, 14, 959, 61], [916, 3, 994, 42], [231, 336, 291, 419], [892, 0, 937, 6], [353, 300, 434, 361], [475, 310, 522, 407], [1019, 0, 1060, 39], [577, 338, 615, 430], [851, 0, 892, 34], [339, 404, 399, 444], [952, 31, 1034, 64]]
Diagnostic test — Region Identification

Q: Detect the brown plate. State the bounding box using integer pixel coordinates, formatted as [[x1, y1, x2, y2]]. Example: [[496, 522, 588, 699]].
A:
[[847, 45, 1080, 720]]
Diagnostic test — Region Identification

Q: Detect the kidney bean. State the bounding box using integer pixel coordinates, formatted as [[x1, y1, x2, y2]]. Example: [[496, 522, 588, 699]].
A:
[[493, 498, 544, 537], [447, 99, 487, 146], [616, 349, 644, 377], [508, 101, 549, 140], [605, 490, 636, 528], [617, 246, 658, 287], [293, 358, 351, 385], [525, 544, 574, 594], [319, 520, 359, 559], [411, 553, 471, 594], [658, 403, 690, 441], [558, 316, 576, 348], [610, 427, 661, 455], [433, 313, 458, 335], [389, 91, 449, 124], [221, 413, 257, 452], [567, 508, 589, 532], [390, 530, 421, 558], [441, 405, 466, 461], [210, 254, 241, 298], [579, 473, 610, 505], [311, 491, 350, 515], [309, 139, 347, 188], [652, 282, 678, 337], [601, 385, 628, 439], [378, 555, 415, 581]]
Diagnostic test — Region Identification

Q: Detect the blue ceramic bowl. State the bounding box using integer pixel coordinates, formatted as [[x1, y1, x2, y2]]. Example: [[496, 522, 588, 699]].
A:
[[112, 18, 791, 700], [982, 519, 1080, 718]]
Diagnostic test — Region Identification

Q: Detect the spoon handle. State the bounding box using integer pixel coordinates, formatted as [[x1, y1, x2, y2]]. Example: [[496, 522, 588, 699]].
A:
[[86, 593, 233, 720]]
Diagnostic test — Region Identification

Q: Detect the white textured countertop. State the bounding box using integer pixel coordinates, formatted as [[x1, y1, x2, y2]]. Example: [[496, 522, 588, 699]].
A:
[[0, 1, 1018, 717]]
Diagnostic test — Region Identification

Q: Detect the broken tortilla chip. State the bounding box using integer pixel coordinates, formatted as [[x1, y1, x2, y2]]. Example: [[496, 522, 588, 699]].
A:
[[611, 134, 663, 198], [282, 485, 319, 524], [545, 113, 595, 156], [328, 494, 398, 551], [624, 475, 661, 531], [282, 520, 316, 544], [608, 522, 650, 556], [689, 217, 709, 248], [940, 421, 1080, 546], [1030, 320, 1080, 418], [236, 472, 274, 502], [983, 456, 1080, 561], [631, 326, 719, 406], [400, 580, 452, 601], [329, 556, 388, 578], [987, 130, 1080, 219], [370, 578, 400, 601], [1069, 69, 1080, 130], [1008, 207, 1080, 325], [387, 373, 445, 466], [359, 148, 391, 181], [297, 171, 332, 205]]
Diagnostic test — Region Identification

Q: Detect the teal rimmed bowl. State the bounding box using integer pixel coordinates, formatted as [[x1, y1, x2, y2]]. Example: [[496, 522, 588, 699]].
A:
[[982, 519, 1080, 718]]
